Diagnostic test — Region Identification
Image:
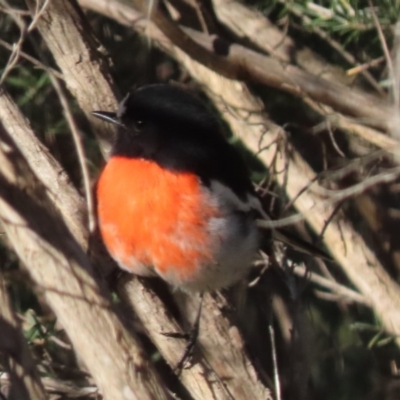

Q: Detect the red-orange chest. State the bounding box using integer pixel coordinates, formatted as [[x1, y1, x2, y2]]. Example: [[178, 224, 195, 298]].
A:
[[97, 156, 219, 277]]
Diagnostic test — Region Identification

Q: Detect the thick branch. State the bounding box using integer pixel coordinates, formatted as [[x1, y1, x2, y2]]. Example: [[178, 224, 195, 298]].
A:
[[0, 90, 86, 247], [119, 275, 271, 399], [119, 277, 243, 400], [25, 0, 119, 156], [184, 26, 392, 131], [174, 291, 273, 399]]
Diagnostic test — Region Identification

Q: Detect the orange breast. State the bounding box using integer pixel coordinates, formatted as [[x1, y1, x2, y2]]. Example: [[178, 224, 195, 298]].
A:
[[97, 156, 219, 280]]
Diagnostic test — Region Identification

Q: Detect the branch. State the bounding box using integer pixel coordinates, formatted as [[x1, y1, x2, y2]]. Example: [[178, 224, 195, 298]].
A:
[[143, 1, 393, 129], [184, 26, 393, 132], [24, 0, 119, 156], [0, 274, 47, 399], [0, 90, 86, 248], [119, 277, 261, 400], [0, 373, 97, 398], [206, 0, 400, 152], [291, 264, 371, 306], [173, 291, 274, 399]]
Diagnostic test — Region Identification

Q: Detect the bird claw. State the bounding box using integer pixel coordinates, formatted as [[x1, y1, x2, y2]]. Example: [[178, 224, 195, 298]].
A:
[[161, 294, 204, 375], [161, 324, 199, 375]]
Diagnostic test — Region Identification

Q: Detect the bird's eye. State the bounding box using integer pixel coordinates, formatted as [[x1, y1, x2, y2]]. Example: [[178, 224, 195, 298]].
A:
[[133, 118, 146, 130]]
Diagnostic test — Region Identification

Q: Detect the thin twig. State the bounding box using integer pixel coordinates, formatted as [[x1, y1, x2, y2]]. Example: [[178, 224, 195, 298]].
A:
[[313, 166, 400, 200], [48, 73, 95, 233], [282, 175, 319, 213], [347, 56, 385, 76], [258, 165, 400, 230], [191, 0, 210, 34], [0, 38, 64, 79], [318, 200, 344, 241], [286, 2, 384, 95], [292, 264, 370, 306], [0, 0, 27, 85], [327, 123, 346, 158], [0, 0, 51, 85], [27, 0, 50, 32]]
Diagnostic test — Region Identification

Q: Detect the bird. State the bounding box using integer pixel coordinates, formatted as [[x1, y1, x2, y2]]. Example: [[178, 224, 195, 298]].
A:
[[92, 84, 329, 294], [92, 83, 331, 372], [93, 83, 265, 293]]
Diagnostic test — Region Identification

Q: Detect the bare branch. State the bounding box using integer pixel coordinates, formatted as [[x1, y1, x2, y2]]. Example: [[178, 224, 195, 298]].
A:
[[47, 74, 95, 234], [269, 321, 281, 400], [0, 373, 97, 398], [0, 38, 63, 79], [173, 291, 274, 399], [0, 0, 27, 85], [292, 264, 371, 306], [0, 90, 86, 248], [119, 277, 245, 400], [24, 0, 120, 156], [185, 26, 392, 131]]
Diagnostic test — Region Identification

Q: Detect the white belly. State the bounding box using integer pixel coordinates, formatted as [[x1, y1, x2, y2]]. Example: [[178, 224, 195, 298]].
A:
[[156, 180, 260, 292]]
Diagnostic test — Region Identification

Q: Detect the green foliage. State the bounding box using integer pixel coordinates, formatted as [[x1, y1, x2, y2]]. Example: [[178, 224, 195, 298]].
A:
[[276, 0, 400, 32], [260, 0, 400, 67], [23, 309, 57, 345]]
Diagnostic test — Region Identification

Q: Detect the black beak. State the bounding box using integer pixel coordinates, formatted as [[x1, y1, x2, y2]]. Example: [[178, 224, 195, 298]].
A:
[[91, 111, 122, 126]]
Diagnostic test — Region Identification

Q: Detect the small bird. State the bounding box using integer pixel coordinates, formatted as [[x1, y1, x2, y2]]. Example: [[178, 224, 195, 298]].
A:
[[93, 84, 262, 293], [93, 84, 329, 293]]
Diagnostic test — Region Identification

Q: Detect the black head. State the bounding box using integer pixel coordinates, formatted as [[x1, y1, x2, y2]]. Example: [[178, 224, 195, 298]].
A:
[[92, 84, 254, 199], [93, 84, 222, 156]]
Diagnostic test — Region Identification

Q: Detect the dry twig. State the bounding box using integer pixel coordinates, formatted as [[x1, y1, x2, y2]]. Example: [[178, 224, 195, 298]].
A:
[[25, 0, 119, 156]]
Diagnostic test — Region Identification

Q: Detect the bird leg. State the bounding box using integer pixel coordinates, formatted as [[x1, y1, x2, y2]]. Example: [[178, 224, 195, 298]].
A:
[[162, 293, 204, 374]]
